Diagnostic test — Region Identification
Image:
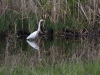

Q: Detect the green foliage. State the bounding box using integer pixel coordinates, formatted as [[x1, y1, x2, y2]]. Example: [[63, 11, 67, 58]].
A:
[[0, 0, 99, 34], [28, 14, 37, 32], [0, 10, 18, 32], [0, 60, 100, 75]]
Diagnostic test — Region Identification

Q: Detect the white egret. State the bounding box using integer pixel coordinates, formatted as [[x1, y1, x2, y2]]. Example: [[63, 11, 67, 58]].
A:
[[26, 19, 44, 39]]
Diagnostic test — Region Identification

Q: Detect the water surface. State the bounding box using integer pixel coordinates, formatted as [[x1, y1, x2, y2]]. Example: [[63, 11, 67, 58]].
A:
[[0, 36, 100, 67]]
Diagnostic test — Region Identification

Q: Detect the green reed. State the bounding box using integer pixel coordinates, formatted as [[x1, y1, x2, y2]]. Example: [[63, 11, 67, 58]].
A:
[[0, 0, 100, 34], [0, 59, 100, 75]]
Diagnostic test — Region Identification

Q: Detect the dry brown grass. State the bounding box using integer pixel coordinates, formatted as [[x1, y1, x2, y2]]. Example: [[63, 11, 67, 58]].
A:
[[78, 0, 100, 27], [0, 0, 100, 32]]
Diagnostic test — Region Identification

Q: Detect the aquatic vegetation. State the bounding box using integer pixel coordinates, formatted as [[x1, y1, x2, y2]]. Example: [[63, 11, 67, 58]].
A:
[[0, 59, 100, 75], [0, 36, 99, 75], [0, 0, 100, 37]]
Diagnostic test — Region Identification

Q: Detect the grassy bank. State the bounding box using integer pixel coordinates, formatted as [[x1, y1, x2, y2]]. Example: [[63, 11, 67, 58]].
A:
[[0, 0, 100, 36], [0, 59, 100, 75]]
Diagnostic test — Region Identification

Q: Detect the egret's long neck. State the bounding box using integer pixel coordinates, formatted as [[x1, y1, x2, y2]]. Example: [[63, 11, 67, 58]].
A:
[[37, 21, 41, 31]]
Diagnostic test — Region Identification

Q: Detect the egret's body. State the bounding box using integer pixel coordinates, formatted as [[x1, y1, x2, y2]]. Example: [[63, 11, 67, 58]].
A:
[[27, 19, 44, 39]]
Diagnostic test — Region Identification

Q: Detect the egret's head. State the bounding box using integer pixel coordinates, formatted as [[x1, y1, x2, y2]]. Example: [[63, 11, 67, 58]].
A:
[[40, 19, 44, 22]]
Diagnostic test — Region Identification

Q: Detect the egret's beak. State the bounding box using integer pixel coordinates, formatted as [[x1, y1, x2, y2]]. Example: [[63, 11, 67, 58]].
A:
[[42, 20, 45, 23]]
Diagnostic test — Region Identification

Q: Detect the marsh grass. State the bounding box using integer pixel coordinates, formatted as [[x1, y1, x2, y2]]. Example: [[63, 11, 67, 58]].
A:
[[0, 0, 100, 35], [0, 58, 100, 75]]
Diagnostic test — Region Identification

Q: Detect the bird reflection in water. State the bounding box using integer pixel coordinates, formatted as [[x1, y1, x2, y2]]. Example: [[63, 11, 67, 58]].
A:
[[26, 40, 41, 61]]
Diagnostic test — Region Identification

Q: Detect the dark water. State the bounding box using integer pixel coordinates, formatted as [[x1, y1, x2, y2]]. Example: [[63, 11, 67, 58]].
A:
[[0, 36, 100, 67]]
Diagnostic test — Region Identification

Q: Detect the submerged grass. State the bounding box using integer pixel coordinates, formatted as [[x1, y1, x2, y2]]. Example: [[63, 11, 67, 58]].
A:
[[0, 59, 100, 75]]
